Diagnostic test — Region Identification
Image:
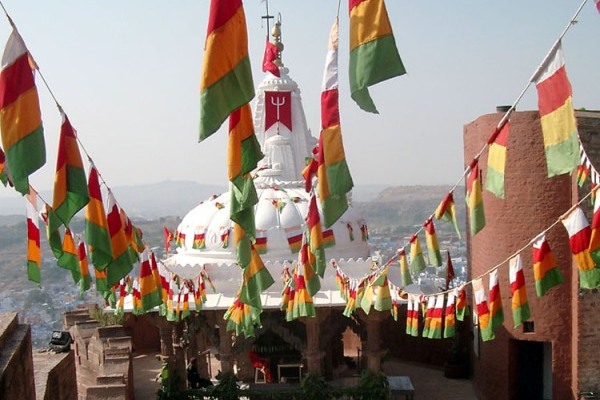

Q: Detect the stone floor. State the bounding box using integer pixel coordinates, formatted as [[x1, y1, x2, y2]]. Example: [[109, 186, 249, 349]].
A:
[[132, 351, 477, 399]]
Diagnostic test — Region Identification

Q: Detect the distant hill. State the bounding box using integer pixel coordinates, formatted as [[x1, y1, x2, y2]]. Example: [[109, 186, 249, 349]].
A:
[[354, 185, 466, 233], [0, 180, 226, 218]]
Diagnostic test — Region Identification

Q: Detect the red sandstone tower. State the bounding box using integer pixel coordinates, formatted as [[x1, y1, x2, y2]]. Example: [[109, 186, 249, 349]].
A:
[[464, 109, 600, 399]]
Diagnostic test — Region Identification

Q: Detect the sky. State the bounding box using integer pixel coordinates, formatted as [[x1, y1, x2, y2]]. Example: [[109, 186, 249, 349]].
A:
[[0, 0, 599, 203]]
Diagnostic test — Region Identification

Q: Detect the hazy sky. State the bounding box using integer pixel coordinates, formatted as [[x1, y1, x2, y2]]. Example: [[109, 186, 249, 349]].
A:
[[0, 0, 599, 202]]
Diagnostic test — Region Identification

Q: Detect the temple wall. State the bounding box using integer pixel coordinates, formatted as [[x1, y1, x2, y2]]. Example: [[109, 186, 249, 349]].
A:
[[0, 312, 36, 399]]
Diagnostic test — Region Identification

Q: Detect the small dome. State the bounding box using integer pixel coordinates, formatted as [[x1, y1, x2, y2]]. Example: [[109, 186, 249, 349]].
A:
[[172, 179, 370, 272]]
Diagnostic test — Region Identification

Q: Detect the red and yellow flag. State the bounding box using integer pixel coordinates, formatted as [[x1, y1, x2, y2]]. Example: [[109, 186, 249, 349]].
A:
[[77, 240, 91, 294], [561, 207, 600, 289], [423, 218, 442, 267], [532, 234, 564, 296], [488, 269, 504, 332], [0, 30, 45, 194], [485, 121, 510, 199], [348, 0, 405, 113], [25, 189, 41, 283], [199, 0, 254, 141], [444, 292, 456, 339], [85, 163, 112, 271], [509, 255, 530, 328], [435, 192, 461, 239], [466, 161, 485, 236], [105, 192, 134, 288], [58, 228, 81, 284], [473, 278, 494, 342], [53, 113, 89, 227]]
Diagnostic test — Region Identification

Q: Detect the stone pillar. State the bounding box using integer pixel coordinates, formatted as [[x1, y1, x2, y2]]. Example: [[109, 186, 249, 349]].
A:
[[301, 311, 329, 376], [158, 324, 174, 360], [217, 312, 234, 373], [360, 311, 388, 373], [172, 322, 187, 391]]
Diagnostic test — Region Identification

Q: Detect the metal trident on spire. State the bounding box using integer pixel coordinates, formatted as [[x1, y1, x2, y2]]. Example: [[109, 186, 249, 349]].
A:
[[261, 0, 274, 37]]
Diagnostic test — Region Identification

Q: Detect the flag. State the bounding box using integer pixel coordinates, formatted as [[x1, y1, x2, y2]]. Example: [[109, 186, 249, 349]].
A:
[[220, 226, 230, 248], [77, 240, 91, 294], [435, 192, 461, 239], [398, 247, 412, 287], [106, 192, 135, 288], [238, 225, 275, 309], [318, 18, 353, 227], [0, 29, 45, 194], [360, 222, 368, 241], [0, 146, 8, 186], [342, 279, 361, 318], [372, 266, 392, 312], [199, 0, 254, 141], [254, 230, 267, 254], [577, 155, 590, 187], [346, 223, 354, 241], [298, 231, 320, 297], [532, 234, 564, 296], [25, 189, 41, 283], [174, 230, 186, 248], [94, 266, 108, 294], [264, 91, 292, 131], [291, 263, 316, 320], [163, 226, 173, 255], [262, 37, 280, 77], [596, 0, 600, 13], [193, 227, 206, 250], [224, 291, 262, 338], [466, 161, 486, 236], [322, 229, 336, 248], [561, 207, 600, 289], [427, 294, 444, 339], [485, 121, 510, 198], [533, 42, 579, 177], [488, 269, 504, 332], [422, 296, 435, 338], [120, 208, 143, 256], [58, 228, 81, 284], [444, 292, 456, 339], [307, 195, 326, 277], [408, 296, 420, 337], [52, 113, 89, 227], [285, 226, 303, 253], [589, 193, 600, 264], [445, 250, 455, 289], [85, 164, 112, 271], [473, 278, 494, 341], [132, 277, 143, 315], [409, 234, 426, 274], [423, 218, 442, 267], [455, 285, 469, 322], [405, 295, 415, 335], [509, 255, 530, 328], [348, 0, 406, 113], [139, 248, 162, 312]]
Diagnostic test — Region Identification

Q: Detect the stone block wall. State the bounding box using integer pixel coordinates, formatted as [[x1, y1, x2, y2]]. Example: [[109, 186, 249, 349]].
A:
[[34, 351, 78, 400], [0, 312, 36, 399]]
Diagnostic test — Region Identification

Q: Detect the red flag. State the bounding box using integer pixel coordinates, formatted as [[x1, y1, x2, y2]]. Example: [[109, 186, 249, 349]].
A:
[[164, 226, 173, 255], [262, 37, 280, 77], [264, 91, 292, 131], [445, 250, 455, 289]]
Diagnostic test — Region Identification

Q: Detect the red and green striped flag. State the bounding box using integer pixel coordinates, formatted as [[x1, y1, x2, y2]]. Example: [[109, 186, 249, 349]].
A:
[[58, 228, 81, 284], [318, 18, 353, 227], [455, 285, 469, 322], [290, 264, 316, 320], [94, 266, 108, 295], [372, 266, 392, 312], [139, 248, 161, 312], [466, 160, 486, 236], [509, 255, 530, 328], [589, 193, 600, 265], [52, 113, 89, 227], [444, 292, 456, 339], [224, 290, 262, 338], [435, 192, 461, 239], [407, 296, 420, 337], [193, 227, 206, 250], [25, 189, 41, 283], [488, 269, 504, 332], [0, 146, 8, 186], [485, 121, 510, 199], [105, 192, 135, 288], [445, 250, 456, 289], [423, 218, 442, 267], [298, 230, 321, 297], [561, 207, 600, 289], [421, 296, 435, 338], [473, 278, 494, 342], [307, 195, 326, 277], [77, 240, 91, 294], [0, 29, 45, 194], [532, 234, 564, 296], [405, 295, 415, 335], [199, 0, 254, 141], [238, 225, 274, 309], [348, 0, 406, 113], [409, 234, 426, 274], [85, 164, 113, 271], [398, 247, 412, 287], [427, 294, 444, 339], [533, 42, 579, 177]]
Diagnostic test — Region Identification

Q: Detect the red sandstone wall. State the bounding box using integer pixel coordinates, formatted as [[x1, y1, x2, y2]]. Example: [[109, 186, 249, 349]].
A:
[[123, 314, 161, 353], [464, 111, 575, 400]]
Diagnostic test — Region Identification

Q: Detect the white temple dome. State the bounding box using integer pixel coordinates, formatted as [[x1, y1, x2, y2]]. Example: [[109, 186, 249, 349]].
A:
[[163, 36, 373, 305]]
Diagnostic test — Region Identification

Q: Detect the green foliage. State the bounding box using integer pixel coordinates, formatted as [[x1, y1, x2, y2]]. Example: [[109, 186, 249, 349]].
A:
[[355, 370, 390, 400], [301, 374, 331, 400], [210, 371, 239, 400], [89, 307, 124, 326]]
